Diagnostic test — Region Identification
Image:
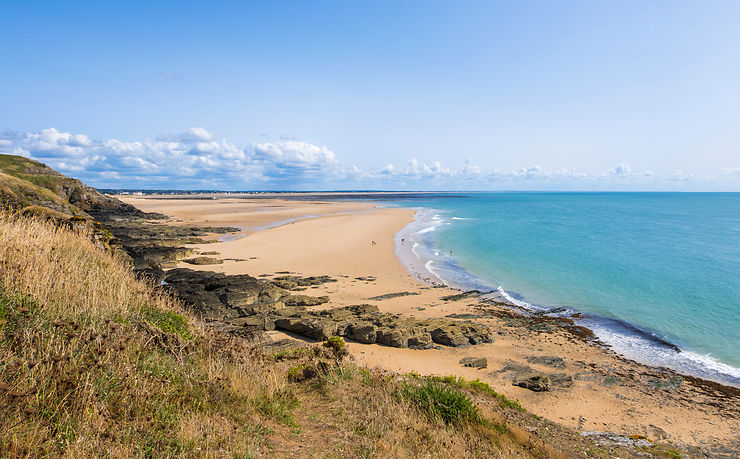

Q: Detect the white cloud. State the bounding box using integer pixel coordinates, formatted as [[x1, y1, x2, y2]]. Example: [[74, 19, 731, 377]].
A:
[[250, 140, 338, 180], [0, 127, 736, 190], [462, 158, 481, 175], [611, 163, 631, 176], [513, 165, 543, 178], [722, 167, 740, 178]]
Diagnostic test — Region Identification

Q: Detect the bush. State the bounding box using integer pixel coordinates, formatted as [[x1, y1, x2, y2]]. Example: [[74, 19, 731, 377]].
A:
[[426, 375, 525, 412], [323, 336, 345, 351]]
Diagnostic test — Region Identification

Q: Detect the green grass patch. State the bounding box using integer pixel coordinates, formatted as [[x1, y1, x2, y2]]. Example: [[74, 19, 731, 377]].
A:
[[255, 390, 300, 428], [424, 375, 525, 412], [272, 347, 308, 361], [400, 380, 483, 426], [141, 306, 193, 340], [323, 336, 345, 352]]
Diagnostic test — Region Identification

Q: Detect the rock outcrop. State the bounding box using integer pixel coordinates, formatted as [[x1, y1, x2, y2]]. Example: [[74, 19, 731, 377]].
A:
[[513, 372, 551, 392], [459, 357, 488, 369], [163, 269, 493, 350]]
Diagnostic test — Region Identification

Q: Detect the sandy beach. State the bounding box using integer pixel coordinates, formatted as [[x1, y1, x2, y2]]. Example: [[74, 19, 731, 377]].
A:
[[121, 195, 740, 451]]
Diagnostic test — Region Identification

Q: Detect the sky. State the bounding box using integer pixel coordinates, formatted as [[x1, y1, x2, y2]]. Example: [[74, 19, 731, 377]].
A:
[[1, 1, 739, 191]]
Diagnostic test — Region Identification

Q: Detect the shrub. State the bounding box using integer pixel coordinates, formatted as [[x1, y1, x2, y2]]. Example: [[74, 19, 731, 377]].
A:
[[323, 336, 345, 352], [400, 380, 482, 426], [427, 375, 525, 412]]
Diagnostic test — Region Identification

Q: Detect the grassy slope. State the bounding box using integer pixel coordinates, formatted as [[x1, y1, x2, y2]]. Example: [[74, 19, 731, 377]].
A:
[[0, 155, 90, 216]]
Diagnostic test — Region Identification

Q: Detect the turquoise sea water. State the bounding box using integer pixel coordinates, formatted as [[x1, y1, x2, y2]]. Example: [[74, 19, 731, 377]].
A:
[[392, 192, 740, 386]]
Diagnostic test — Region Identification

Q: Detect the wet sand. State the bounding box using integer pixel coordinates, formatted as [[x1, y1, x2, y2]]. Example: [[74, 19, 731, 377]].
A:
[[120, 195, 740, 452]]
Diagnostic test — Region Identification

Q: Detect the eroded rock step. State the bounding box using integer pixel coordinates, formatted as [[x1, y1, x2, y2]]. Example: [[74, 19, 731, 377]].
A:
[[163, 269, 493, 349]]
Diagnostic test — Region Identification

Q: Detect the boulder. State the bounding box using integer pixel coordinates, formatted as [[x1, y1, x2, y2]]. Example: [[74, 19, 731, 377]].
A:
[[430, 325, 469, 347], [376, 328, 408, 348], [183, 256, 223, 265], [349, 322, 377, 344], [407, 333, 433, 349], [459, 357, 488, 369], [550, 373, 573, 388], [513, 372, 551, 392]]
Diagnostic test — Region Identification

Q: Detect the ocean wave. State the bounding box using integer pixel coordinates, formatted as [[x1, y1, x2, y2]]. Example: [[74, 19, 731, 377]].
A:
[[394, 207, 740, 388], [680, 350, 740, 381], [586, 322, 740, 386], [496, 286, 535, 310], [425, 260, 445, 283]]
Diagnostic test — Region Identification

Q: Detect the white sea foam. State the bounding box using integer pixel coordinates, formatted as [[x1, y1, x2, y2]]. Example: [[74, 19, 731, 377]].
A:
[[496, 286, 538, 310], [425, 260, 445, 283], [680, 350, 740, 381], [585, 322, 740, 386], [395, 207, 740, 388]]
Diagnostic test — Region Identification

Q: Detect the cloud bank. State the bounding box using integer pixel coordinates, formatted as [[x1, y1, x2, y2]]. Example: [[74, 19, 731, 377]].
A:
[[0, 127, 737, 191]]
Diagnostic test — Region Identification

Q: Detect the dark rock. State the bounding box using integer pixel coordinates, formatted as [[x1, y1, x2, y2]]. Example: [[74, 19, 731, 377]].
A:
[[272, 275, 337, 290], [446, 313, 483, 320], [513, 372, 551, 392], [440, 290, 481, 301], [164, 270, 492, 351], [648, 375, 683, 391], [527, 355, 566, 368], [274, 316, 337, 341], [283, 295, 330, 307], [550, 373, 573, 388], [408, 334, 434, 349], [183, 256, 223, 265], [349, 322, 378, 343], [601, 375, 623, 386], [459, 357, 487, 369], [376, 328, 408, 347], [135, 265, 166, 283], [163, 268, 293, 320], [368, 291, 420, 300], [430, 325, 469, 347]]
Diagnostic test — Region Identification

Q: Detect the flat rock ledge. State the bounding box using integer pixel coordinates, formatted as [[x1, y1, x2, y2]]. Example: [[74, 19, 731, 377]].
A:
[[163, 269, 492, 349]]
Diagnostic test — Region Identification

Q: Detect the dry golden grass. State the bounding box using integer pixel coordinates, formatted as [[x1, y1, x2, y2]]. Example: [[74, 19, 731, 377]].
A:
[[0, 211, 598, 457]]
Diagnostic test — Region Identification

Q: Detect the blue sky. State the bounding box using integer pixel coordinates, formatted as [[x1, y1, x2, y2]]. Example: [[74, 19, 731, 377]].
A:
[[1, 1, 739, 190]]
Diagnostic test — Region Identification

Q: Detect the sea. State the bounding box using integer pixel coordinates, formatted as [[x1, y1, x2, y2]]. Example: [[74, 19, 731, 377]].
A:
[[386, 192, 740, 387]]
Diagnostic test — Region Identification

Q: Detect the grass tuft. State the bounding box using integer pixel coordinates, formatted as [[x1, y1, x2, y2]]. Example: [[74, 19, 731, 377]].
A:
[[400, 379, 483, 426], [141, 305, 193, 340]]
